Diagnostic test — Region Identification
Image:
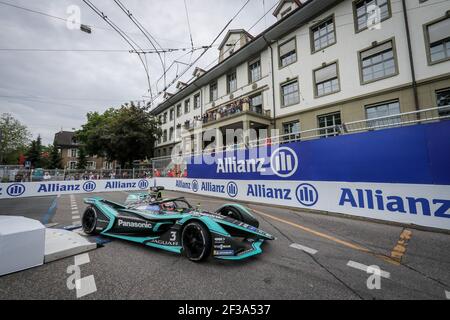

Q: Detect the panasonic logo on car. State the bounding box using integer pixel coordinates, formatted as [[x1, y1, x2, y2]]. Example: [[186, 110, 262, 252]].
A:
[[117, 219, 153, 228], [37, 183, 81, 193], [339, 188, 450, 218]]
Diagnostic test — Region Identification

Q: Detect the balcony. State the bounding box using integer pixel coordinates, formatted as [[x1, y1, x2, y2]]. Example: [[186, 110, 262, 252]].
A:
[[185, 100, 271, 132]]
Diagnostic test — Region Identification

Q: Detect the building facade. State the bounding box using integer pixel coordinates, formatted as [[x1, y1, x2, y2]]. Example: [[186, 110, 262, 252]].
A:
[[54, 131, 116, 171], [151, 0, 450, 158]]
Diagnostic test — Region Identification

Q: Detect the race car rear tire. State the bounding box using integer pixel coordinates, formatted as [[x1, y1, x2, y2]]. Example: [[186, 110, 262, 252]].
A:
[[82, 206, 99, 235], [181, 221, 211, 262]]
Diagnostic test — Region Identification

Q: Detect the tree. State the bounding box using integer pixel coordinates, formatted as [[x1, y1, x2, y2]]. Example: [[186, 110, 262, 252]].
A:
[[77, 147, 87, 170], [49, 142, 62, 169], [0, 113, 31, 164], [77, 103, 161, 168], [26, 135, 43, 168]]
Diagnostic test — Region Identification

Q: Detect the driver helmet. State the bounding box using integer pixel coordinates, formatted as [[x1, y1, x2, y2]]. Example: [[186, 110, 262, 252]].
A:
[[161, 202, 175, 211]]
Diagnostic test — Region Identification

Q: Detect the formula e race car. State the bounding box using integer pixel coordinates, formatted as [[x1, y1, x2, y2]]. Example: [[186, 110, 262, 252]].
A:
[[81, 195, 274, 262]]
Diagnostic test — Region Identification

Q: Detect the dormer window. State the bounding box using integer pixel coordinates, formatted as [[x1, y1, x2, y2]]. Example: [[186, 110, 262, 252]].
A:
[[281, 7, 292, 18]]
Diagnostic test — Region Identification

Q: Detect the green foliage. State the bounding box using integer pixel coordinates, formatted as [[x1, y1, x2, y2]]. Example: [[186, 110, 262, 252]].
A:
[[49, 142, 62, 169], [77, 146, 87, 170], [77, 103, 161, 168], [0, 113, 31, 164], [26, 135, 43, 168]]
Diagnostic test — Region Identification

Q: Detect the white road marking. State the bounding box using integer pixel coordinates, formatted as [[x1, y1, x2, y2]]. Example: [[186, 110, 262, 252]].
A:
[[74, 253, 90, 266], [72, 211, 79, 215], [290, 243, 318, 255], [446, 290, 450, 299], [72, 215, 80, 220], [73, 220, 81, 225], [75, 275, 97, 298], [347, 261, 390, 278]]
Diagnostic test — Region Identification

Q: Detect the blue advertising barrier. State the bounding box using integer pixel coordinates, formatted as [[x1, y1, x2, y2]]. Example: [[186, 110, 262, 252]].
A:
[[187, 121, 450, 185]]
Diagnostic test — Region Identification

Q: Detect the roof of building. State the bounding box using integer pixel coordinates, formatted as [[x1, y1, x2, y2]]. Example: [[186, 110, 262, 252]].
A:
[[150, 0, 340, 116], [273, 0, 303, 17], [54, 131, 77, 147], [217, 29, 254, 50]]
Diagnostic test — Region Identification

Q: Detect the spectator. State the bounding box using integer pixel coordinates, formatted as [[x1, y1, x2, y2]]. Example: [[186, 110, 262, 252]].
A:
[[43, 172, 52, 181]]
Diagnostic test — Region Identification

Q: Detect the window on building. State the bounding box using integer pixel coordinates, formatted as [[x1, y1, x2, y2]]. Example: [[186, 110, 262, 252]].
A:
[[103, 162, 113, 170], [184, 99, 190, 114], [163, 112, 167, 124], [425, 17, 450, 64], [282, 121, 300, 142], [248, 57, 262, 83], [436, 88, 450, 117], [249, 94, 263, 114], [86, 161, 96, 170], [360, 40, 397, 84], [279, 38, 297, 67], [365, 100, 401, 128], [311, 16, 336, 52], [281, 80, 300, 107], [169, 127, 174, 140], [210, 81, 218, 101], [354, 0, 391, 32], [318, 112, 341, 137], [194, 93, 201, 109], [169, 108, 174, 121], [314, 62, 340, 97], [70, 149, 78, 158], [163, 130, 167, 142], [176, 104, 182, 117], [68, 161, 77, 170], [227, 71, 237, 93]]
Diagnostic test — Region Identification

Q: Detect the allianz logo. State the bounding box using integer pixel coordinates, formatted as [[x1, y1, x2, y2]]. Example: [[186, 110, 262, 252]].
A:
[[38, 183, 81, 193], [105, 181, 137, 189], [339, 188, 450, 218], [216, 147, 299, 178]]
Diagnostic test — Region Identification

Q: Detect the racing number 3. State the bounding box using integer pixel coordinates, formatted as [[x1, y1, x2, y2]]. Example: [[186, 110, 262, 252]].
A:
[[170, 231, 177, 241]]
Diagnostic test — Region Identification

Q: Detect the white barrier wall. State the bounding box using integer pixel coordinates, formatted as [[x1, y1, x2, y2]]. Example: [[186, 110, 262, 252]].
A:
[[1, 178, 449, 231], [0, 179, 153, 199], [154, 178, 450, 231]]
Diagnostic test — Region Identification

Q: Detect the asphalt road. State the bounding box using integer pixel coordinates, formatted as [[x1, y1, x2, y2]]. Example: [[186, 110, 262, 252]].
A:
[[0, 190, 449, 300]]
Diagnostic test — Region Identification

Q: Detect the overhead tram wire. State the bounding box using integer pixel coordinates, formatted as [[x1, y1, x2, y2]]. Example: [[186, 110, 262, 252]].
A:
[[81, 0, 153, 102], [184, 0, 195, 51], [148, 0, 253, 107], [0, 47, 208, 53], [113, 0, 166, 88]]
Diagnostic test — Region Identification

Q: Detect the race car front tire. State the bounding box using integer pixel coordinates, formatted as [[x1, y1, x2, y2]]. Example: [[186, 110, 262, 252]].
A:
[[82, 206, 99, 235], [181, 221, 211, 262]]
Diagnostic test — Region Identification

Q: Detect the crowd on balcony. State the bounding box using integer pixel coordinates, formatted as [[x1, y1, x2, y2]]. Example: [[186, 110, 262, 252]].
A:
[[200, 98, 250, 124]]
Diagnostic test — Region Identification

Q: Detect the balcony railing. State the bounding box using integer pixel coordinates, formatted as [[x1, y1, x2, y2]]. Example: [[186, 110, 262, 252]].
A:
[[152, 106, 450, 165]]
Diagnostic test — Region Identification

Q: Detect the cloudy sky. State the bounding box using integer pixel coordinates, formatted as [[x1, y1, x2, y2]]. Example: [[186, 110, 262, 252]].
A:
[[0, 0, 278, 144]]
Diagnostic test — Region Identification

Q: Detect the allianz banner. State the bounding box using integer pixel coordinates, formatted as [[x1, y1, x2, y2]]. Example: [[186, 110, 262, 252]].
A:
[[187, 122, 450, 185], [155, 178, 450, 231], [0, 179, 152, 199]]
